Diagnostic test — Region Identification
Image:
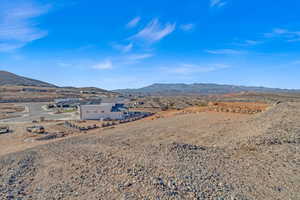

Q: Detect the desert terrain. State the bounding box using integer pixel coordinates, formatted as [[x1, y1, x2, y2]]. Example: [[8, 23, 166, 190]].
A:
[[0, 92, 299, 200], [0, 104, 25, 120], [1, 0, 299, 199]]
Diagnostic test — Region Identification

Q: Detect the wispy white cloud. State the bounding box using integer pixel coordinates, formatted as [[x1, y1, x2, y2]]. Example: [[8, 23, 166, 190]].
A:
[[164, 63, 230, 75], [120, 53, 153, 65], [244, 40, 261, 45], [205, 49, 246, 55], [0, 0, 50, 52], [92, 59, 113, 70], [126, 53, 153, 61], [233, 40, 262, 46], [210, 0, 227, 8], [58, 62, 72, 67], [130, 19, 176, 43], [264, 28, 300, 42], [126, 53, 153, 60], [0, 43, 25, 52], [126, 17, 141, 28], [112, 42, 133, 53], [265, 28, 288, 37], [180, 23, 196, 32], [91, 53, 153, 70]]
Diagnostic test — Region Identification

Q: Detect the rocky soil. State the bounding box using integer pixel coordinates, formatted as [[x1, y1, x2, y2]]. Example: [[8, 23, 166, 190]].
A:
[[0, 102, 299, 200], [207, 102, 267, 114]]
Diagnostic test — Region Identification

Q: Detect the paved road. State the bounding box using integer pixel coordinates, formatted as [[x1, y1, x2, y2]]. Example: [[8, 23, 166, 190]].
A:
[[0, 103, 79, 123]]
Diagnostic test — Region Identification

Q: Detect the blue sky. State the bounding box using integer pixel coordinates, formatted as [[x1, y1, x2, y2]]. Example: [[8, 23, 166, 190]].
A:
[[0, 0, 300, 89]]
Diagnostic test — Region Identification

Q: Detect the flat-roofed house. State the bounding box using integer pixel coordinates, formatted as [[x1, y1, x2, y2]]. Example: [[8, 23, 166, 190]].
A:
[[80, 103, 127, 120]]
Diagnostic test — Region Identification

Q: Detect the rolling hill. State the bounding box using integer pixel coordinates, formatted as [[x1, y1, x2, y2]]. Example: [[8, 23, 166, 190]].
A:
[[115, 83, 300, 96], [0, 71, 57, 88]]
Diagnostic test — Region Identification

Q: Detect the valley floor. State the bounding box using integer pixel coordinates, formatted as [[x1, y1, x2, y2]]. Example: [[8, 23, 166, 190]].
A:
[[0, 102, 299, 199]]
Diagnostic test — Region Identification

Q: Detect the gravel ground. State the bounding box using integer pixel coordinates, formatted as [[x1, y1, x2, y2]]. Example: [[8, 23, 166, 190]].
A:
[[0, 102, 299, 200]]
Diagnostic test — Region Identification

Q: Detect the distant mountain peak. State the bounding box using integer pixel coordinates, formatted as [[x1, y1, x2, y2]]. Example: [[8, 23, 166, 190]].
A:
[[0, 71, 57, 88]]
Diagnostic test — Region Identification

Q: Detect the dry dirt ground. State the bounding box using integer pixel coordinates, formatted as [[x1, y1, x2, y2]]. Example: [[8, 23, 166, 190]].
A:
[[0, 104, 25, 120], [0, 102, 299, 200]]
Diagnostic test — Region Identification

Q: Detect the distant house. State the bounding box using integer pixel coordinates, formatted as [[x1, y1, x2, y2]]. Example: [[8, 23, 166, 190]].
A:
[[22, 88, 49, 92], [80, 90, 96, 94], [79, 103, 127, 120], [54, 98, 81, 104], [54, 98, 82, 108]]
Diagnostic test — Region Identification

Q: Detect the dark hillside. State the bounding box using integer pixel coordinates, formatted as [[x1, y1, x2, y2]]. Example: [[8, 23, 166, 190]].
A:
[[0, 71, 57, 88]]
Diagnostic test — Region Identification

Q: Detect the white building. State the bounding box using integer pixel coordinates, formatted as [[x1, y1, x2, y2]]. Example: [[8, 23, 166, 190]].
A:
[[79, 103, 127, 120]]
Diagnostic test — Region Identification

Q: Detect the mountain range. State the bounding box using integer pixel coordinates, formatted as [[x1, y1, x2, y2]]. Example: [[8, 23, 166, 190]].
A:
[[115, 83, 300, 96], [1, 71, 299, 95]]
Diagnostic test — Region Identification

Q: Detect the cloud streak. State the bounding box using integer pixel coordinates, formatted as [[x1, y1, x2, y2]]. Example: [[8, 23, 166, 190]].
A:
[[180, 23, 195, 32], [205, 49, 246, 55], [126, 53, 153, 61], [112, 42, 133, 53], [92, 59, 113, 70], [130, 19, 176, 43], [265, 28, 300, 42], [120, 53, 154, 65], [0, 43, 26, 52], [233, 40, 262, 46], [0, 0, 50, 52], [126, 17, 141, 28], [92, 53, 153, 70], [164, 63, 230, 75], [210, 0, 227, 8]]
